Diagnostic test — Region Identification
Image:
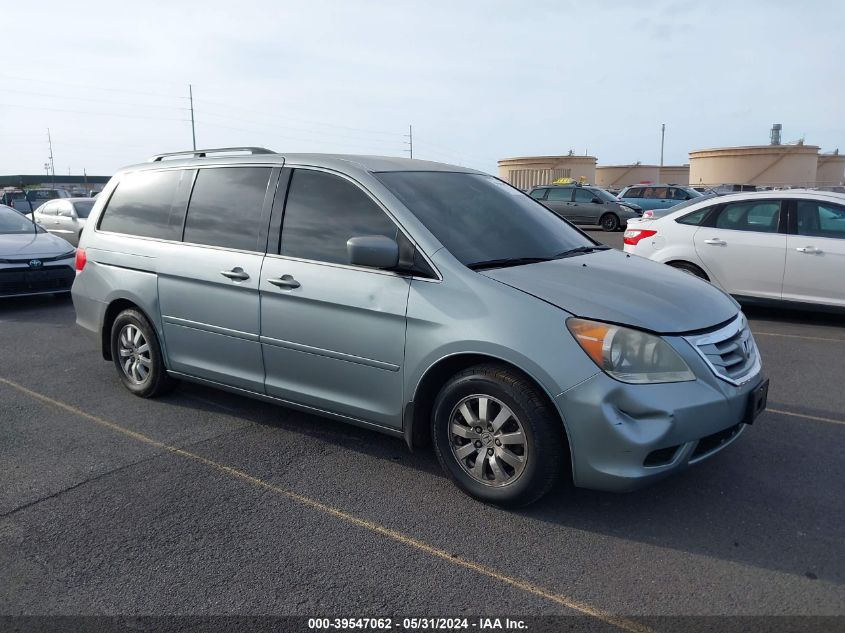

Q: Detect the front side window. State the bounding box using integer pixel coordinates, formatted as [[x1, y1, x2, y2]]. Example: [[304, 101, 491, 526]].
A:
[[715, 200, 781, 233], [99, 169, 192, 240], [623, 188, 642, 199], [573, 188, 595, 203], [183, 167, 271, 251], [546, 188, 572, 201], [280, 169, 399, 265], [797, 200, 845, 239], [375, 171, 595, 266]]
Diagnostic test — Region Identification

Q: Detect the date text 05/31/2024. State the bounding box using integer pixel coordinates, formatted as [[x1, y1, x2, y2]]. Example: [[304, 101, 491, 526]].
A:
[[307, 618, 528, 630]]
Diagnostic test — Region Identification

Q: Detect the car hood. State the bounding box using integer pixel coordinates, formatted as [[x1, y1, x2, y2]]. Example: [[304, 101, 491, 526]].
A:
[[480, 249, 738, 334], [0, 231, 73, 257]]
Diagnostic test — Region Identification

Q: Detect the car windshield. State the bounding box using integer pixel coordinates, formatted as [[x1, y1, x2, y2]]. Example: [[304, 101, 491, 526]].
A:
[[592, 188, 620, 202], [375, 171, 596, 267], [0, 207, 44, 234], [72, 200, 96, 218]]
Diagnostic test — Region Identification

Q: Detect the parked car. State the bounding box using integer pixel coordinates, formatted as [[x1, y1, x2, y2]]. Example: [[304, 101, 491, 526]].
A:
[[618, 184, 702, 212], [623, 190, 845, 310], [0, 204, 76, 298], [1, 189, 34, 213], [33, 198, 96, 246], [626, 193, 721, 225], [73, 148, 768, 506], [713, 184, 757, 194], [528, 184, 641, 231]]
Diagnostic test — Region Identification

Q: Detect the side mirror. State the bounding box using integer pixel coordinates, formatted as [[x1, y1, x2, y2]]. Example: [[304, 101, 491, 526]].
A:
[[347, 235, 400, 269], [591, 197, 603, 204]]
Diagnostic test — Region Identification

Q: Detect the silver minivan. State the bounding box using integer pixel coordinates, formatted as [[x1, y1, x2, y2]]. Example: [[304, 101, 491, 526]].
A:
[[72, 148, 768, 506]]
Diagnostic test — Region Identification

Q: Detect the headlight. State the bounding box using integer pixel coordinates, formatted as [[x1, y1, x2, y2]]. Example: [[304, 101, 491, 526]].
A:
[[567, 318, 695, 384]]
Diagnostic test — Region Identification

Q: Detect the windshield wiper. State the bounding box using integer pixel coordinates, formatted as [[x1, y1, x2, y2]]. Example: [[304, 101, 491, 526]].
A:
[[466, 256, 554, 271], [554, 245, 610, 259]]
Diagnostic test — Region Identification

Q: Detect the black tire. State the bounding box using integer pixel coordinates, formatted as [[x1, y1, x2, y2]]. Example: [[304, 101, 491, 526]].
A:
[[431, 364, 565, 507], [600, 213, 620, 232], [110, 308, 175, 398], [668, 261, 709, 281]]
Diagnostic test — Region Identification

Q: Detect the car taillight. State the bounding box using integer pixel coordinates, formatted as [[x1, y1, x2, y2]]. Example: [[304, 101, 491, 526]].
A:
[[75, 248, 87, 272], [623, 229, 657, 245]]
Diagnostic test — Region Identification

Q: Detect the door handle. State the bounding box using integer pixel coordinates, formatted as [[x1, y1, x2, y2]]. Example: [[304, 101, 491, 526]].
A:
[[796, 246, 821, 254], [220, 267, 250, 281], [704, 238, 726, 246], [267, 274, 300, 289]]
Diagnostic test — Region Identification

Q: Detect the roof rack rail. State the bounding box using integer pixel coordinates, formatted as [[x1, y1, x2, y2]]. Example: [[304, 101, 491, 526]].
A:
[[149, 147, 275, 162]]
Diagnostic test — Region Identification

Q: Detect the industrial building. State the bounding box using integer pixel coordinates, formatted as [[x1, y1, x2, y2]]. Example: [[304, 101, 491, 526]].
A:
[[497, 154, 596, 190], [0, 174, 109, 192], [500, 125, 844, 191]]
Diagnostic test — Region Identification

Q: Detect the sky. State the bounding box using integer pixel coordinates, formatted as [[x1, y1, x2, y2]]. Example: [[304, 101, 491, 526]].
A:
[[2, 0, 843, 177]]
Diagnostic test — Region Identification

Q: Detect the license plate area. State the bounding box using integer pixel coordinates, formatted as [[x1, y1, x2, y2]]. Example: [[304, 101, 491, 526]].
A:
[[744, 378, 769, 425]]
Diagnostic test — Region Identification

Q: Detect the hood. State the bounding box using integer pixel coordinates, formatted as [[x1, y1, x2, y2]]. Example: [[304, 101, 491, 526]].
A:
[[0, 231, 74, 258], [481, 249, 738, 334]]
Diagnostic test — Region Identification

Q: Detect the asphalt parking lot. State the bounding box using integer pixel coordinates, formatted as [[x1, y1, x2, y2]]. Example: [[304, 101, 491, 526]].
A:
[[1, 229, 843, 632]]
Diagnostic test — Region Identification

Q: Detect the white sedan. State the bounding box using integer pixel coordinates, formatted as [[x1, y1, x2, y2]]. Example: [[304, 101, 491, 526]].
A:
[[623, 190, 845, 310]]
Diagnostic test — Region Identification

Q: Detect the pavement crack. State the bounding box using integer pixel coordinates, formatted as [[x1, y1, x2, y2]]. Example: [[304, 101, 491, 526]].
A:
[[0, 452, 165, 520]]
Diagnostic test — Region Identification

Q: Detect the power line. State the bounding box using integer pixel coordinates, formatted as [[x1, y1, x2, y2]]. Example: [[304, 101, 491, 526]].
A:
[[196, 96, 405, 137], [0, 73, 189, 101], [0, 102, 190, 123], [1, 87, 189, 112]]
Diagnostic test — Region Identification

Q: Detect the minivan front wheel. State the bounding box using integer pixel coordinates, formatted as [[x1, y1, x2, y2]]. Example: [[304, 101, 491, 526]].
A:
[[600, 213, 620, 232], [110, 308, 174, 398], [432, 364, 563, 506]]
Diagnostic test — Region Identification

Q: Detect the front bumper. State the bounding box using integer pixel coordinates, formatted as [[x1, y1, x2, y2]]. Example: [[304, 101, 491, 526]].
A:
[[0, 261, 75, 297], [556, 369, 765, 492]]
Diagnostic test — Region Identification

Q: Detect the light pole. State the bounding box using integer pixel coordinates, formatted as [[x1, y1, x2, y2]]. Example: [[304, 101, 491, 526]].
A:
[[660, 123, 666, 167]]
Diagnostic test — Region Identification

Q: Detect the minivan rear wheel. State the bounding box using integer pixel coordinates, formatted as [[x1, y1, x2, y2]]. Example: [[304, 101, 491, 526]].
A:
[[599, 213, 620, 232], [110, 308, 175, 398], [431, 364, 563, 506]]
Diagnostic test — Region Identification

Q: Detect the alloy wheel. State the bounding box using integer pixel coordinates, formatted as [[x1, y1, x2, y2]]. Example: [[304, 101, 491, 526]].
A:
[[449, 394, 528, 487], [118, 324, 152, 385]]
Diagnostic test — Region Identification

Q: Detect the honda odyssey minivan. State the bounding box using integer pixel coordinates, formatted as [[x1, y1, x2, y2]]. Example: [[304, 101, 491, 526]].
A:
[[72, 148, 768, 506]]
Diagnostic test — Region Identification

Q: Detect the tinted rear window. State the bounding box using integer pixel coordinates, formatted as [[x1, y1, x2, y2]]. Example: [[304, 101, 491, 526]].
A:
[[183, 167, 271, 251], [98, 169, 192, 240]]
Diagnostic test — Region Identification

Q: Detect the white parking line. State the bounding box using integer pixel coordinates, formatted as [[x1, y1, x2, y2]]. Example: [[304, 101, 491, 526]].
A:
[[754, 331, 845, 344], [767, 408, 845, 426]]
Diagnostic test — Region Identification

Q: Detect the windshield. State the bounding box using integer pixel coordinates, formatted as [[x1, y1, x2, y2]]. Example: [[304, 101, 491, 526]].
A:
[[591, 187, 620, 202], [72, 200, 96, 218], [375, 172, 595, 266], [0, 208, 44, 234]]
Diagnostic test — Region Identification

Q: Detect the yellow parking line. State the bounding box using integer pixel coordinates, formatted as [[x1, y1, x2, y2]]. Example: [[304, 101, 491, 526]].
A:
[[767, 408, 845, 427], [754, 331, 845, 344], [0, 376, 652, 633]]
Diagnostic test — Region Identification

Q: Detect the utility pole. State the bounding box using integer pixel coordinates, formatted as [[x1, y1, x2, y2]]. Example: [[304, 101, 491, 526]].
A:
[[83, 168, 88, 189], [47, 128, 56, 187], [189, 84, 197, 150], [660, 123, 666, 167], [405, 124, 413, 159]]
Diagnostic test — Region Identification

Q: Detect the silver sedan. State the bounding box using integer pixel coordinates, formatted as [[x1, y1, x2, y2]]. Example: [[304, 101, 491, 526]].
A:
[[0, 204, 76, 298]]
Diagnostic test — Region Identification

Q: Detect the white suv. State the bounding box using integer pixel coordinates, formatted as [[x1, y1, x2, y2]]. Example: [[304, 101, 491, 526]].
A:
[[623, 190, 845, 310]]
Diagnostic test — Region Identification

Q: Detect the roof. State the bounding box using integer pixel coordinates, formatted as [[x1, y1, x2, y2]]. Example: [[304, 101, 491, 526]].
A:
[[123, 152, 480, 175]]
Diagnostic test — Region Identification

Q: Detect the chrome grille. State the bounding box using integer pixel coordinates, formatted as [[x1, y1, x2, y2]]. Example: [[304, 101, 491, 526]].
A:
[[684, 315, 760, 385]]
